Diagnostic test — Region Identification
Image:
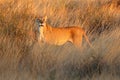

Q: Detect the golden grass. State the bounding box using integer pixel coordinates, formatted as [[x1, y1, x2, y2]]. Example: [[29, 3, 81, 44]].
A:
[[0, 0, 120, 80]]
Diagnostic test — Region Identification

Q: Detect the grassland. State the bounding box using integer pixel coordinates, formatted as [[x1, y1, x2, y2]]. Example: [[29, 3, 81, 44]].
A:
[[0, 0, 120, 80]]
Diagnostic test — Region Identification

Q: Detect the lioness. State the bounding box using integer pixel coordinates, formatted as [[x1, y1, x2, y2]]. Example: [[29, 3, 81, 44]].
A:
[[35, 16, 92, 48]]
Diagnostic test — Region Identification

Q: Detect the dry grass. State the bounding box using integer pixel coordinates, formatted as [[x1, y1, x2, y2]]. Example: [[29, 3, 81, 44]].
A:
[[0, 0, 120, 80]]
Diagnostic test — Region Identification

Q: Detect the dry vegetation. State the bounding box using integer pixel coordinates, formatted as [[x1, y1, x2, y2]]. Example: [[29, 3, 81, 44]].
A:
[[0, 0, 120, 80]]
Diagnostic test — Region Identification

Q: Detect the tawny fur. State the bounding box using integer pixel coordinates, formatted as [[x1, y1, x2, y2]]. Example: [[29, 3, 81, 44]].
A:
[[36, 16, 92, 48]]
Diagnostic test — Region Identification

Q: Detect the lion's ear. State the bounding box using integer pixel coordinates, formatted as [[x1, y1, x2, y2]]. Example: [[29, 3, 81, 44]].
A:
[[43, 16, 47, 22]]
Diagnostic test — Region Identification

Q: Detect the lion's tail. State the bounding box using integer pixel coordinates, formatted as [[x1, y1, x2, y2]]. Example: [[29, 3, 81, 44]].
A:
[[83, 32, 93, 48]]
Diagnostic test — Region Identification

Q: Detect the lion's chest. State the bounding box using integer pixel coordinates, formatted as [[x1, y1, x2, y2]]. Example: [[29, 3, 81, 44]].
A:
[[39, 27, 44, 41]]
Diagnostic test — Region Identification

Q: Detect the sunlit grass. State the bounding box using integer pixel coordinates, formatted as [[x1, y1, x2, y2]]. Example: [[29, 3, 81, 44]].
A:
[[0, 0, 120, 80]]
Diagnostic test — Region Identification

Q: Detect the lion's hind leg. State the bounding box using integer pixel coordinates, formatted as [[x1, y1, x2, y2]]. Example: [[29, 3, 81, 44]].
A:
[[72, 36, 82, 49]]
